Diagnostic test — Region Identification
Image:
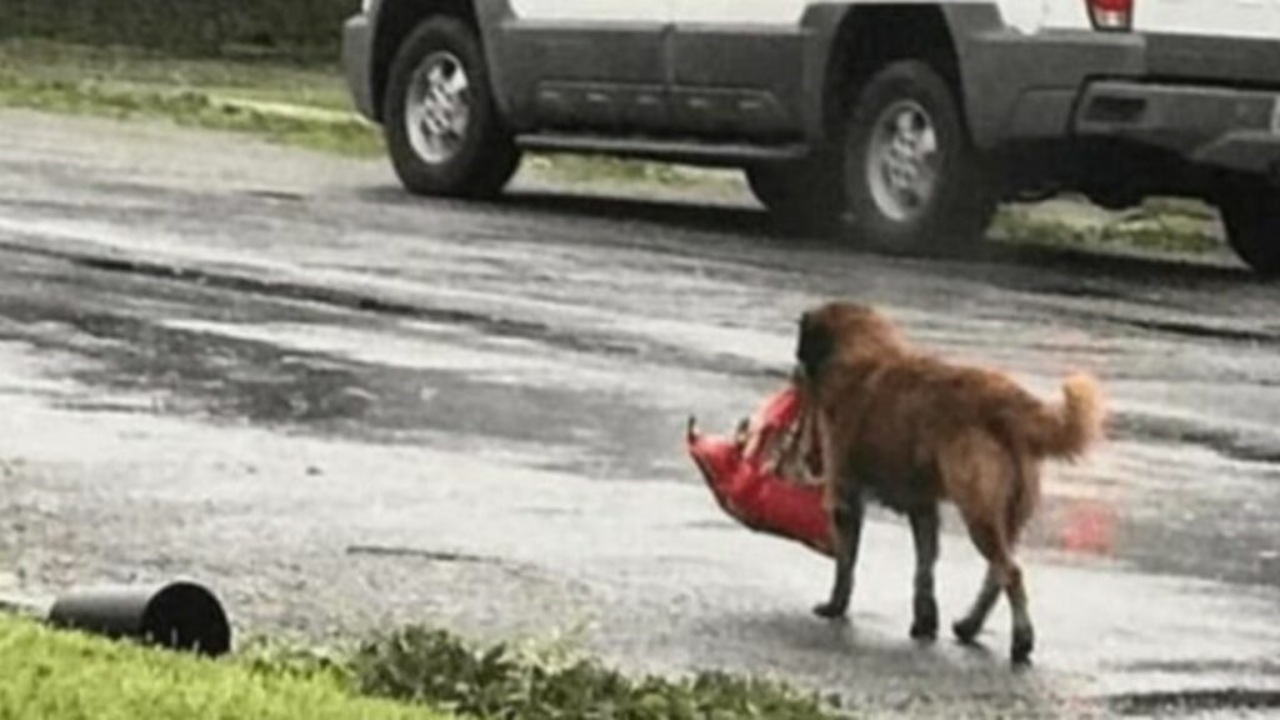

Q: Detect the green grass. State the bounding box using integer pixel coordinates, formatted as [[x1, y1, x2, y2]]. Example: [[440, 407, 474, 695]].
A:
[[0, 38, 381, 156], [0, 614, 849, 720], [0, 39, 352, 107], [0, 75, 384, 155], [992, 203, 1222, 256], [0, 614, 450, 720], [349, 626, 847, 720]]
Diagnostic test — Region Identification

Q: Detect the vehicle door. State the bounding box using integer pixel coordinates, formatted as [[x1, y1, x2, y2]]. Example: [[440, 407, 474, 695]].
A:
[[668, 0, 810, 139], [490, 0, 675, 132]]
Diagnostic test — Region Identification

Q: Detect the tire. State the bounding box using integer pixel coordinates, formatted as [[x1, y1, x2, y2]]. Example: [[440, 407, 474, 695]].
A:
[[383, 17, 520, 198], [842, 60, 995, 255], [1219, 180, 1280, 277], [745, 161, 844, 236]]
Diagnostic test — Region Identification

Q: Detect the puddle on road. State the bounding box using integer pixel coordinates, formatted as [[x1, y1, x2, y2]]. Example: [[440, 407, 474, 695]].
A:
[[1, 248, 1277, 593], [0, 299, 684, 482], [5, 299, 1280, 587]]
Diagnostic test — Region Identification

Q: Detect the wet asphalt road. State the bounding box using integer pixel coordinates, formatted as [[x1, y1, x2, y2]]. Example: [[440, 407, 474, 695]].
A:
[[1, 109, 1279, 717]]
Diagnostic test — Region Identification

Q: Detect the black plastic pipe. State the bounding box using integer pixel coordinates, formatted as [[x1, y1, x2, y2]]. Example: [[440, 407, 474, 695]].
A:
[[46, 581, 231, 657]]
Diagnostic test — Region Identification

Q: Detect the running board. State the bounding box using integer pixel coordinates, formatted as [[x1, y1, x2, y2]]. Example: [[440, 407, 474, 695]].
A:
[[516, 133, 810, 167]]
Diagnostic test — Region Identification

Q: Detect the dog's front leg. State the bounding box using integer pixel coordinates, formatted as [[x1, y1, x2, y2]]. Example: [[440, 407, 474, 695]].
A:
[[814, 489, 864, 619], [908, 505, 940, 640]]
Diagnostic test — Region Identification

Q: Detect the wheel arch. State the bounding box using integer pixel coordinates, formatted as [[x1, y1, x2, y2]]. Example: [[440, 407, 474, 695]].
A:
[[801, 3, 1006, 149], [371, 0, 515, 123]]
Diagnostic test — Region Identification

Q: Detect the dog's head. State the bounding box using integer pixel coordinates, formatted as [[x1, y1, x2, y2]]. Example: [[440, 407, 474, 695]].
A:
[[795, 302, 904, 379]]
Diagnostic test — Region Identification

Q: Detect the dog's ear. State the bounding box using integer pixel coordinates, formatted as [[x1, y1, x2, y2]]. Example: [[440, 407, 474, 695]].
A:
[[795, 310, 814, 358], [795, 309, 834, 378]]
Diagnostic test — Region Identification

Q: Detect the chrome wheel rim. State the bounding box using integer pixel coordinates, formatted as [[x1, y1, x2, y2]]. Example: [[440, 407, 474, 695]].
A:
[[404, 51, 471, 164], [866, 99, 940, 222]]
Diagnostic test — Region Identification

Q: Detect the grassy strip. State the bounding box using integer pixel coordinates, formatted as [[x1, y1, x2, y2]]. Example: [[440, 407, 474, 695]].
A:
[[0, 72, 383, 155], [992, 203, 1222, 256], [0, 614, 449, 720], [0, 39, 380, 155], [0, 613, 848, 720], [0, 38, 353, 109]]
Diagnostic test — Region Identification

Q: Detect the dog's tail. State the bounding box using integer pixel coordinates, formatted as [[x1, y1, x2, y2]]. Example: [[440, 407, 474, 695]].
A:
[[1023, 373, 1105, 461]]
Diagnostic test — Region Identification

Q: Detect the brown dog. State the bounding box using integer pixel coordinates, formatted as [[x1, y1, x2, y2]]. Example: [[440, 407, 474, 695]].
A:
[[792, 301, 1104, 664]]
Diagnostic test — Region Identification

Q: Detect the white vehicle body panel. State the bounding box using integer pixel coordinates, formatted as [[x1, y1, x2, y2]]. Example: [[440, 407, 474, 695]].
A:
[[670, 0, 1056, 33], [510, 0, 1075, 34], [1134, 0, 1280, 39], [508, 0, 671, 23]]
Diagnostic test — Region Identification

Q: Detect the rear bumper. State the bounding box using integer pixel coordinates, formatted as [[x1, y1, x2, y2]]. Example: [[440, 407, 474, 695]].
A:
[[964, 28, 1280, 177], [956, 29, 1147, 149], [342, 14, 377, 122], [1074, 81, 1280, 176]]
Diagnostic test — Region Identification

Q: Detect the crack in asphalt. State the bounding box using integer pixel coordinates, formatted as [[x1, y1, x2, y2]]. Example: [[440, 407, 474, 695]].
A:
[[345, 545, 501, 565], [1107, 688, 1280, 716], [1022, 299, 1280, 349], [1108, 316, 1280, 345], [1110, 412, 1280, 466]]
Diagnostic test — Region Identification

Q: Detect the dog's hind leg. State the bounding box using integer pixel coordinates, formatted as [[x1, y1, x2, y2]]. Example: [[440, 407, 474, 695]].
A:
[[908, 505, 940, 640], [942, 435, 1036, 664], [1004, 559, 1034, 665], [953, 564, 1001, 644], [1000, 453, 1039, 664], [958, 518, 1034, 664]]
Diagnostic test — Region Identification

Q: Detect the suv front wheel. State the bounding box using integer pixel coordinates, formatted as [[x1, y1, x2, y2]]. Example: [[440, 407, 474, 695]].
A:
[[384, 17, 520, 198], [842, 60, 995, 255]]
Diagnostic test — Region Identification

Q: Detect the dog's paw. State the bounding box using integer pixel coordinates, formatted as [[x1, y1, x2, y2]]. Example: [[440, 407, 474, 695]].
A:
[[813, 601, 848, 620], [910, 618, 938, 641], [910, 620, 938, 641], [952, 617, 982, 644], [1011, 626, 1035, 666], [910, 598, 939, 641]]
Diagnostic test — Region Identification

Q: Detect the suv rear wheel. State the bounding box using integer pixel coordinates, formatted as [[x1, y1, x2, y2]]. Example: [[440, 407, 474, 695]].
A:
[[842, 60, 995, 255], [1219, 180, 1280, 277], [384, 17, 520, 198]]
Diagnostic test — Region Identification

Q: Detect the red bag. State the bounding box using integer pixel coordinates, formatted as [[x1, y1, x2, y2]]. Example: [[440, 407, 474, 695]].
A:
[[686, 386, 834, 557]]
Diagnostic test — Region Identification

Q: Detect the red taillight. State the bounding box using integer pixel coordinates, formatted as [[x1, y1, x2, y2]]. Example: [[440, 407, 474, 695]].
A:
[[1088, 0, 1133, 31]]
